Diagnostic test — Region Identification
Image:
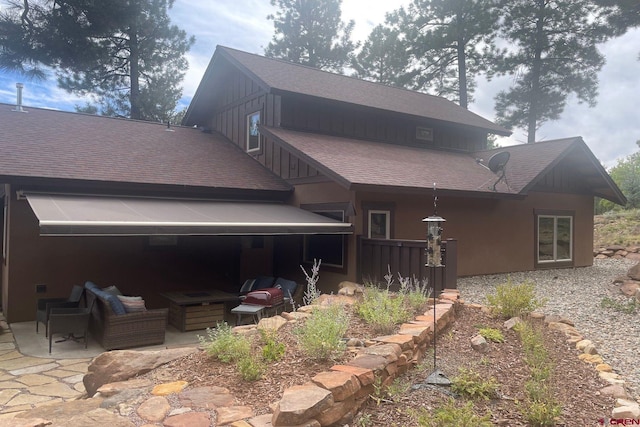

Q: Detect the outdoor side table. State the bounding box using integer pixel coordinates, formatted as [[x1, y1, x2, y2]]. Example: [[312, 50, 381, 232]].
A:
[[231, 304, 266, 325]]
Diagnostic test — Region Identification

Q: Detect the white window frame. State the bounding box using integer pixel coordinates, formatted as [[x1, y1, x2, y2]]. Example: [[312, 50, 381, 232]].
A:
[[246, 111, 261, 153], [368, 210, 391, 239], [537, 215, 573, 263]]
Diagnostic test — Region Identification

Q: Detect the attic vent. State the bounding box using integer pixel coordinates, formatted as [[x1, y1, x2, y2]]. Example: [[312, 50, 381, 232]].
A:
[[12, 83, 27, 113], [415, 126, 433, 142]]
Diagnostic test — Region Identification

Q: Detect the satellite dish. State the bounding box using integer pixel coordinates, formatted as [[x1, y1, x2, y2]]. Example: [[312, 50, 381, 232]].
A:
[[487, 151, 510, 173]]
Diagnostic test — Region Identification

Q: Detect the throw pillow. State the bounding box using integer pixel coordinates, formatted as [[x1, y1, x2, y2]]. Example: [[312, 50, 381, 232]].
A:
[[117, 295, 146, 313], [102, 285, 122, 296]]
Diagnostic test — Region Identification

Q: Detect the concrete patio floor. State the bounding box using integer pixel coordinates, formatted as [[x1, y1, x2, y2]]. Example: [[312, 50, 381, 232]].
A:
[[11, 320, 203, 359]]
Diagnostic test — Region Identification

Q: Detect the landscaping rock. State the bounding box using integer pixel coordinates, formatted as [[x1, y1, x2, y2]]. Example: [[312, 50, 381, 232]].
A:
[[311, 371, 360, 401], [360, 344, 402, 363], [600, 384, 630, 400], [216, 406, 253, 425], [503, 317, 522, 330], [178, 386, 235, 409], [136, 396, 170, 422], [272, 384, 333, 426], [612, 405, 640, 419], [151, 380, 188, 396], [471, 335, 489, 353], [83, 348, 197, 397], [257, 315, 288, 331], [628, 262, 640, 280], [96, 378, 154, 397], [337, 281, 364, 296], [163, 411, 210, 427]]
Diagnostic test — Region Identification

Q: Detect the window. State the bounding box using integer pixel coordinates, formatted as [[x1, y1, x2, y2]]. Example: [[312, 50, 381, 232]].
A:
[[536, 214, 573, 265], [246, 111, 261, 152], [304, 210, 346, 269], [368, 210, 390, 239]]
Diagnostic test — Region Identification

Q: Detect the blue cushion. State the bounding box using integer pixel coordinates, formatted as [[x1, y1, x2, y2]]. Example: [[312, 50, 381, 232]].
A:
[[274, 277, 298, 300], [239, 279, 255, 294], [103, 294, 126, 315], [85, 281, 99, 290], [253, 276, 275, 290]]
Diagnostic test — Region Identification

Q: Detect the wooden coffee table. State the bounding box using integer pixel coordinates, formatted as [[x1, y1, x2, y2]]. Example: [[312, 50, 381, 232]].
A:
[[161, 290, 239, 331]]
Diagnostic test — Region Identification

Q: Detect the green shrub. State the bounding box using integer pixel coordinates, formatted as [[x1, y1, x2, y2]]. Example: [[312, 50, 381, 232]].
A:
[[260, 329, 286, 362], [486, 279, 546, 318], [478, 327, 504, 343], [414, 399, 492, 427], [520, 400, 561, 427], [295, 304, 347, 360], [450, 368, 499, 400], [237, 355, 265, 381], [355, 285, 413, 334], [199, 322, 251, 363]]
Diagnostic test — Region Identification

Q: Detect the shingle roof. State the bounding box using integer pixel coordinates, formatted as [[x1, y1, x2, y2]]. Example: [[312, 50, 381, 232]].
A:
[[262, 127, 513, 196], [0, 103, 291, 194], [262, 127, 625, 204], [185, 46, 511, 136]]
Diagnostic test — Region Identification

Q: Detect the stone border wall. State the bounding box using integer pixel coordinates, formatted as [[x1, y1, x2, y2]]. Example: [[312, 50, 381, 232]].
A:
[[594, 245, 640, 261], [271, 289, 460, 427]]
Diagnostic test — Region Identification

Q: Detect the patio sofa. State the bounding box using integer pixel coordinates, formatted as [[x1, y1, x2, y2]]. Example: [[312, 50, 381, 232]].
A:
[[84, 281, 168, 350]]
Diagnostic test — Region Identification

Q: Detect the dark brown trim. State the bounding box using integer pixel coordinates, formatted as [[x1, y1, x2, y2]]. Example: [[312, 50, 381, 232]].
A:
[[301, 208, 349, 274]]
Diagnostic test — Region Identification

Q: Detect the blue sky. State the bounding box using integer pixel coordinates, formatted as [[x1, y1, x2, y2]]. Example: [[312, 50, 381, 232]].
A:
[[0, 0, 639, 168]]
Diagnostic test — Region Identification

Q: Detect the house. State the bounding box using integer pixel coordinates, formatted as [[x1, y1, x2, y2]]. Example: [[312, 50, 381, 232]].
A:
[[0, 45, 624, 323]]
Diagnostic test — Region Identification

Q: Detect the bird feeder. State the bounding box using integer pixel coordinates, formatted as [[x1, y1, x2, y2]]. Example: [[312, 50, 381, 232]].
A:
[[423, 215, 446, 267]]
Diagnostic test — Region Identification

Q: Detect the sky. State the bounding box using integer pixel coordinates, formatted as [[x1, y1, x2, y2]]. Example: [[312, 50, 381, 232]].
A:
[[0, 0, 638, 168]]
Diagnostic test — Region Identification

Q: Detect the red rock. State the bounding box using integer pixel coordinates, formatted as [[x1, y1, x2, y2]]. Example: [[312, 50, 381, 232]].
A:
[[137, 396, 170, 422], [272, 384, 333, 426], [216, 406, 253, 425], [620, 280, 640, 296], [330, 365, 375, 386], [372, 334, 415, 351], [178, 386, 235, 409], [311, 371, 360, 401], [627, 262, 640, 280], [163, 412, 210, 427]]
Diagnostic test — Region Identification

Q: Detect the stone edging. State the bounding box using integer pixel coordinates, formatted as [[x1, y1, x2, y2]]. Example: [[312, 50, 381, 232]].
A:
[[530, 312, 640, 421], [270, 289, 461, 427], [595, 245, 640, 261]]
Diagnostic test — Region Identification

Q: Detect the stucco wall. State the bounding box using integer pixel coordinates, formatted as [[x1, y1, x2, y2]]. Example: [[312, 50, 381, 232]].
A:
[[356, 190, 594, 277]]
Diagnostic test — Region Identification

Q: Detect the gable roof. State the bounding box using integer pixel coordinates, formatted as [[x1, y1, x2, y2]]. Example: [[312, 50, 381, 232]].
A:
[[262, 127, 625, 204], [184, 46, 511, 136], [475, 137, 626, 204], [0, 103, 291, 196]]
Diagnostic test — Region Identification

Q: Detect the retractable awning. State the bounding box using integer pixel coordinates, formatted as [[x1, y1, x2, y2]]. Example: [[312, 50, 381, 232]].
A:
[[24, 194, 353, 236]]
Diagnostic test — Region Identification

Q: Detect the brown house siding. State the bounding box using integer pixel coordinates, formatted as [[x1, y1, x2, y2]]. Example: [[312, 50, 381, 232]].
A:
[[355, 191, 593, 277], [279, 95, 487, 152]]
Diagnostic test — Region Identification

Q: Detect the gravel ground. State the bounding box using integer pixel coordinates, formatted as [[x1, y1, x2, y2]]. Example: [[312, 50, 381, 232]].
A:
[[457, 258, 640, 397]]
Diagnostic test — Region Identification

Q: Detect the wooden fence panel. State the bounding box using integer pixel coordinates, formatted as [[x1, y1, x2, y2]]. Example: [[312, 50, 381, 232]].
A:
[[358, 238, 457, 294]]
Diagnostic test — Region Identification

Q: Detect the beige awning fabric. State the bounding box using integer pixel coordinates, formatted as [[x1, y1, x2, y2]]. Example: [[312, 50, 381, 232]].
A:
[[24, 194, 353, 236]]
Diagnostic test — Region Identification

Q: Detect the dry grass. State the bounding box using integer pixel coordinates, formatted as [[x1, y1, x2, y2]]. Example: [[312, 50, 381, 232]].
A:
[[594, 209, 640, 248]]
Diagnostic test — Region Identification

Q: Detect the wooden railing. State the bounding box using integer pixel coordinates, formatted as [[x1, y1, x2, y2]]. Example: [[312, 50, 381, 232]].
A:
[[357, 237, 457, 294]]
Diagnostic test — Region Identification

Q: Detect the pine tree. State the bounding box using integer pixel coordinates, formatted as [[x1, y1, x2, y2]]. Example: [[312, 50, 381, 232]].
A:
[[0, 0, 194, 121], [265, 0, 356, 73], [351, 24, 410, 86], [382, 0, 500, 108], [491, 0, 611, 143]]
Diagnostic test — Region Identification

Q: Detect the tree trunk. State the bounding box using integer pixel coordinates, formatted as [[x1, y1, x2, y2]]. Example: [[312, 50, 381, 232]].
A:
[[456, 8, 468, 109], [129, 1, 141, 120], [527, 0, 546, 144]]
